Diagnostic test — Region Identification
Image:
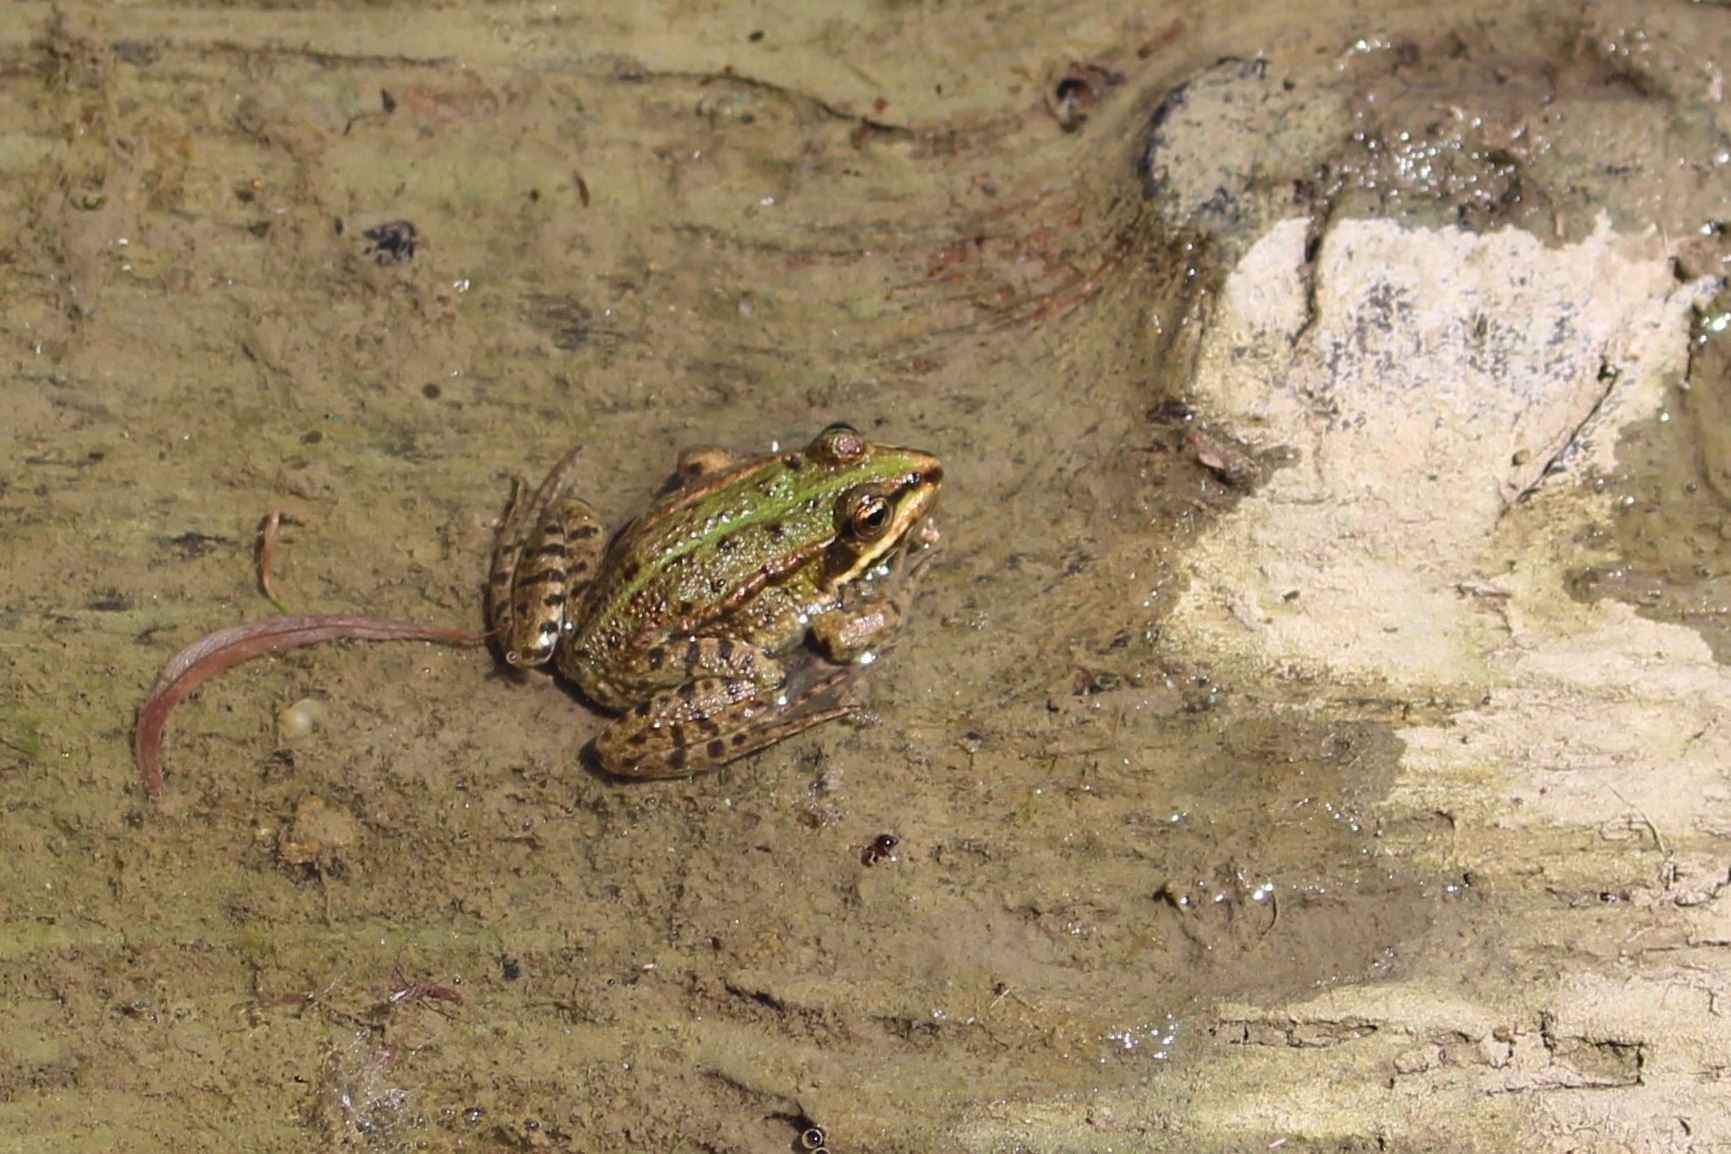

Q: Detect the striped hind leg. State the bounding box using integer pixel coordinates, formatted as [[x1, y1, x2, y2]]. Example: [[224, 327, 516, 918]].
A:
[[487, 447, 603, 667]]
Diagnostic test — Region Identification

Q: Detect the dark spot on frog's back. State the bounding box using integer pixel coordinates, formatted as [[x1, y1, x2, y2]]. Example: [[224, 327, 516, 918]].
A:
[[715, 532, 737, 553], [574, 523, 601, 539], [706, 738, 727, 759], [766, 521, 786, 541], [781, 452, 804, 470]]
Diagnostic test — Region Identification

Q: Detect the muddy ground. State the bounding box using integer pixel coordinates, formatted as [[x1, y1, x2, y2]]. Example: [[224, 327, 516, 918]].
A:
[[2, 1, 1730, 1151]]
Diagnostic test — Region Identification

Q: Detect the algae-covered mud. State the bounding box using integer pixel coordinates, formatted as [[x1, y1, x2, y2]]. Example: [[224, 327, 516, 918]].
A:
[[2, 2, 1729, 1150]]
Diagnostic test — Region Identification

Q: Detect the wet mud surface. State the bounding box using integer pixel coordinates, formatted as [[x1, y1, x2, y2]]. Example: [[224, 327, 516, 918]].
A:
[[2, 2, 1729, 1150]]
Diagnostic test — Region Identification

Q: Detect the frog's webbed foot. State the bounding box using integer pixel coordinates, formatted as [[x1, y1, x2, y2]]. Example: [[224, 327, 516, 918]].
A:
[[487, 447, 603, 668], [809, 600, 904, 664], [590, 667, 856, 779]]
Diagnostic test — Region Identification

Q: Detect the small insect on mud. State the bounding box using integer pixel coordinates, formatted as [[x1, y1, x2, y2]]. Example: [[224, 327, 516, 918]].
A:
[[861, 833, 900, 865]]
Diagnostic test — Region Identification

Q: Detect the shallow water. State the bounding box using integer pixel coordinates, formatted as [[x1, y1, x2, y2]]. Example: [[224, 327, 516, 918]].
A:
[[1, 1, 1728, 1150]]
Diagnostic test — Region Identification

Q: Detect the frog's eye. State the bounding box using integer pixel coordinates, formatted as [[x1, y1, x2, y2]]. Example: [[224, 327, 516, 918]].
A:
[[812, 423, 868, 464], [844, 490, 893, 541]]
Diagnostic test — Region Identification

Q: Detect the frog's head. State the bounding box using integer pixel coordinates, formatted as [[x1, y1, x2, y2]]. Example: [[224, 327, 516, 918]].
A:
[[807, 423, 943, 588]]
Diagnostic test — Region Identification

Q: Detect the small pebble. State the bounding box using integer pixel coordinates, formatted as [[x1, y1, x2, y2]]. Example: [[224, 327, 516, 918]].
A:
[[277, 697, 328, 743]]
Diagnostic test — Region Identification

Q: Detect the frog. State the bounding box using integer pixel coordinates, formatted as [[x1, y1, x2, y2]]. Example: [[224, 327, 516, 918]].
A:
[[487, 423, 943, 778]]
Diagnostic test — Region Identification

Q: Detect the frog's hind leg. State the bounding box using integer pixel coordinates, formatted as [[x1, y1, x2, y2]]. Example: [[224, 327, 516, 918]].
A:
[[489, 449, 583, 619], [591, 668, 857, 779], [487, 447, 602, 668]]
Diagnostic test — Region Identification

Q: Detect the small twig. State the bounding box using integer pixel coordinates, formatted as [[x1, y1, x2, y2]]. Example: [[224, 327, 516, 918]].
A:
[[1256, 891, 1281, 946], [1015, 230, 1134, 326], [1610, 785, 1674, 888], [134, 614, 485, 800], [379, 980, 465, 1021], [258, 508, 304, 612]]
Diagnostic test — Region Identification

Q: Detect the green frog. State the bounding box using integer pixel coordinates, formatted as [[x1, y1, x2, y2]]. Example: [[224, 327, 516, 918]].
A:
[[488, 423, 943, 778]]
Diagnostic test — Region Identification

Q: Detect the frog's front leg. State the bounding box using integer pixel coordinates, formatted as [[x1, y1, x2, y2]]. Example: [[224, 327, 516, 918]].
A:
[[808, 521, 939, 663], [808, 599, 904, 664], [590, 637, 849, 778], [487, 448, 605, 667]]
